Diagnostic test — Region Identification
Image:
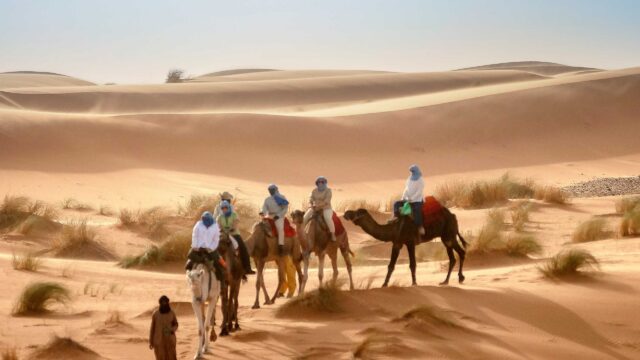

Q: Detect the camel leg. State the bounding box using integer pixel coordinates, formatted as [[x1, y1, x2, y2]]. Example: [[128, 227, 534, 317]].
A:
[[453, 240, 466, 283], [318, 253, 325, 285], [219, 284, 230, 336], [296, 257, 305, 296], [407, 241, 417, 286], [261, 263, 272, 305], [300, 253, 310, 295], [340, 247, 355, 290], [191, 300, 205, 360], [270, 257, 286, 304], [330, 251, 339, 283], [233, 284, 241, 331], [382, 244, 402, 287], [253, 260, 263, 309], [440, 246, 456, 286], [208, 285, 219, 343]]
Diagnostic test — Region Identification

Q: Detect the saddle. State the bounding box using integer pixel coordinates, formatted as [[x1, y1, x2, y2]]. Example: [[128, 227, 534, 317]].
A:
[[265, 217, 297, 237], [313, 210, 346, 236], [421, 196, 444, 225]]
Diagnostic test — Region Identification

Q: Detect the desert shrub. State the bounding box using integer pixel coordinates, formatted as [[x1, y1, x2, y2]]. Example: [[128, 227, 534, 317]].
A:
[[61, 198, 93, 211], [540, 249, 599, 278], [615, 196, 640, 214], [436, 173, 535, 209], [29, 336, 99, 359], [619, 206, 640, 237], [505, 234, 541, 257], [510, 201, 531, 231], [118, 208, 136, 226], [1, 347, 18, 360], [119, 229, 190, 268], [1, 196, 59, 234], [166, 69, 186, 83], [534, 186, 570, 205], [396, 305, 460, 328], [469, 222, 503, 254], [98, 205, 114, 216], [13, 282, 71, 315], [54, 220, 96, 250], [487, 208, 505, 228], [277, 280, 343, 315], [336, 199, 381, 213], [572, 218, 609, 243], [0, 195, 31, 230], [12, 252, 41, 271]]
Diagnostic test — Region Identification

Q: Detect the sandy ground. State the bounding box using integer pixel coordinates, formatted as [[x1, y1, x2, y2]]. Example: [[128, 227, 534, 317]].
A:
[[1, 62, 639, 359]]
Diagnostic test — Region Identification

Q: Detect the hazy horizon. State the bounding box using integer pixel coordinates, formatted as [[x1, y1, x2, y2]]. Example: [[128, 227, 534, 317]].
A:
[[2, 0, 639, 84]]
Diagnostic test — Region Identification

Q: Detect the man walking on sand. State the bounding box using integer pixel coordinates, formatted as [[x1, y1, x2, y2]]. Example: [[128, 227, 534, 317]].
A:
[[149, 295, 178, 360]]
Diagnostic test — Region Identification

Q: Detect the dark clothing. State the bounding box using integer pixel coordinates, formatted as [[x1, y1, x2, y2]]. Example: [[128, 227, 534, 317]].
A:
[[393, 200, 424, 227], [234, 234, 255, 273], [149, 309, 178, 360], [185, 248, 225, 281]]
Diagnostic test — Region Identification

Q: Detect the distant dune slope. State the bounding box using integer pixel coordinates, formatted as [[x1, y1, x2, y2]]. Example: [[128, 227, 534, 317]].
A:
[[1, 67, 639, 184], [459, 61, 601, 76], [0, 70, 544, 114], [0, 71, 94, 90], [191, 69, 391, 83]]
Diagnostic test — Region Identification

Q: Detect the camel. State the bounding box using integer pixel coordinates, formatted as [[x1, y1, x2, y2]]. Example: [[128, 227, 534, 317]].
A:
[[291, 210, 355, 292], [217, 233, 244, 336], [344, 207, 467, 286], [244, 219, 304, 309], [186, 262, 219, 359]]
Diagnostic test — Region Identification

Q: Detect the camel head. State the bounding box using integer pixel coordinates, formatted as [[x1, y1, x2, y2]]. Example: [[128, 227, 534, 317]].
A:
[[218, 233, 232, 255], [186, 268, 205, 300], [290, 210, 304, 224], [343, 208, 369, 223]]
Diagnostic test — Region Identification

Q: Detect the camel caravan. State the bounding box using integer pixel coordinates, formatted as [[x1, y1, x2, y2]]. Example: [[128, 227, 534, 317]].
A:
[[184, 166, 467, 358]]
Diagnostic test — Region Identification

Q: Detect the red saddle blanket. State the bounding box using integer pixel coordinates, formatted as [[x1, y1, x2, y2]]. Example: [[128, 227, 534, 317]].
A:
[[266, 217, 297, 238], [422, 196, 444, 225], [332, 212, 346, 236]]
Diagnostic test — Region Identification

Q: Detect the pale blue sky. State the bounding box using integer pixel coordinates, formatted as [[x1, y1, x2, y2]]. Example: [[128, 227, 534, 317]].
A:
[[1, 0, 639, 84]]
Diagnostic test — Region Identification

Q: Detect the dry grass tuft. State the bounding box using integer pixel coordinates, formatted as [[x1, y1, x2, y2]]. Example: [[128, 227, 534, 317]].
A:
[[335, 199, 381, 213], [505, 234, 542, 257], [13, 282, 71, 315], [30, 336, 99, 359], [353, 334, 400, 359], [572, 218, 609, 243], [1, 347, 18, 360], [51, 220, 113, 260], [487, 208, 505, 228], [98, 205, 114, 216], [12, 252, 42, 271], [540, 249, 599, 278], [1, 195, 59, 233], [510, 201, 531, 231], [397, 305, 461, 328], [534, 186, 570, 205], [277, 280, 344, 315], [105, 310, 126, 325], [61, 197, 93, 211], [615, 196, 640, 214], [619, 206, 640, 237], [119, 230, 191, 268], [469, 212, 504, 254], [177, 194, 259, 235]]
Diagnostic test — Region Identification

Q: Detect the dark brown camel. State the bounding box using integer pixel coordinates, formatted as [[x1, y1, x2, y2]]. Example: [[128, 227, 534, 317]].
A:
[[217, 233, 244, 336], [291, 210, 355, 292], [244, 219, 304, 309], [344, 208, 467, 286]]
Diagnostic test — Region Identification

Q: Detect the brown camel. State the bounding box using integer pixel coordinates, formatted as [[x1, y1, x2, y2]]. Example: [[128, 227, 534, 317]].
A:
[[244, 219, 304, 309], [343, 208, 467, 286], [291, 210, 355, 292], [217, 233, 244, 336]]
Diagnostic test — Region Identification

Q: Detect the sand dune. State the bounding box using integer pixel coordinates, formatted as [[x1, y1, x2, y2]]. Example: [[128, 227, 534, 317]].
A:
[[0, 71, 94, 90], [459, 60, 601, 76], [191, 69, 389, 82]]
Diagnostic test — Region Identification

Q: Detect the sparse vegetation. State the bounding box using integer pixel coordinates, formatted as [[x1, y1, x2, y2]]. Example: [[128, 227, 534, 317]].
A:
[[620, 206, 640, 237], [436, 173, 569, 208], [1, 195, 59, 233], [487, 208, 505, 228], [98, 205, 114, 216], [505, 234, 542, 257], [615, 196, 640, 214], [29, 336, 99, 359], [572, 218, 609, 243], [277, 280, 343, 315], [13, 282, 71, 315], [540, 249, 599, 278], [336, 199, 381, 213], [1, 347, 18, 360], [510, 201, 531, 231], [353, 334, 399, 359], [119, 229, 191, 268], [177, 193, 259, 235], [166, 68, 186, 83], [12, 252, 42, 271], [61, 197, 93, 211], [469, 213, 504, 254], [51, 220, 113, 260], [396, 305, 461, 328]]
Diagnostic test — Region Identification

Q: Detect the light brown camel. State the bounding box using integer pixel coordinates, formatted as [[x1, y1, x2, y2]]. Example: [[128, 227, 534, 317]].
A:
[[244, 219, 304, 309], [217, 233, 244, 336], [291, 210, 355, 292], [344, 208, 467, 286]]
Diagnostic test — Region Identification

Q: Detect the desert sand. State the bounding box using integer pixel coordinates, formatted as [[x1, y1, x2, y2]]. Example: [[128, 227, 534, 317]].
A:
[[1, 62, 639, 359]]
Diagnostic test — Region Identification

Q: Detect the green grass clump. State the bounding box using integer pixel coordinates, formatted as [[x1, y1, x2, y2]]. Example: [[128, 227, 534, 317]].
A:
[[572, 218, 609, 243], [540, 249, 599, 278], [13, 282, 71, 315], [119, 230, 191, 268]]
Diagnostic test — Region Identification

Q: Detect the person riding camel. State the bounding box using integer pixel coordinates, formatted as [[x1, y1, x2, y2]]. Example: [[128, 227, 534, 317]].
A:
[[217, 200, 256, 275], [213, 191, 234, 219], [303, 176, 336, 244], [184, 211, 227, 283], [394, 165, 425, 236], [261, 184, 289, 256]]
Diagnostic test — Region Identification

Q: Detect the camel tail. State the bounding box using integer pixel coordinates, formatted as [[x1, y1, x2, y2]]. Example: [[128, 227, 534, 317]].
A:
[[457, 231, 468, 249]]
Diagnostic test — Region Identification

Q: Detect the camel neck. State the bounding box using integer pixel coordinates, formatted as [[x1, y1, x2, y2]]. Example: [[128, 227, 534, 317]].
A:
[[356, 213, 397, 242]]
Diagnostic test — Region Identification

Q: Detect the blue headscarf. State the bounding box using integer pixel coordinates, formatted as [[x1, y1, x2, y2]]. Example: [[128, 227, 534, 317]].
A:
[[268, 184, 289, 206], [201, 211, 215, 228], [220, 200, 233, 217], [315, 176, 328, 191], [409, 165, 422, 181]]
